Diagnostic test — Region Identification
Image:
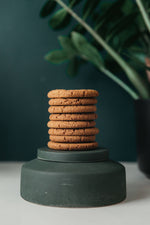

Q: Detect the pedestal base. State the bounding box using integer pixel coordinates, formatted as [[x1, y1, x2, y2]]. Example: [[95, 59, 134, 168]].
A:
[[20, 147, 126, 207]]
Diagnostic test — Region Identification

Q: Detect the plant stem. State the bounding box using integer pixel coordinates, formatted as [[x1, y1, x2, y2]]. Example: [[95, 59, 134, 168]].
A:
[[100, 67, 139, 100], [55, 0, 150, 99], [136, 0, 150, 33]]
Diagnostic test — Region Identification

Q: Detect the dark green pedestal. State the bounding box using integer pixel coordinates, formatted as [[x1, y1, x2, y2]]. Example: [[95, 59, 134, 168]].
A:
[[20, 147, 126, 207]]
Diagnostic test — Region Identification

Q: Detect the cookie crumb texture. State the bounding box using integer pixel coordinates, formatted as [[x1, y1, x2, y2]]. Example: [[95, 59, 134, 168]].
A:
[[47, 89, 99, 151], [49, 113, 97, 121], [48, 141, 98, 150], [49, 98, 97, 106], [48, 105, 97, 113], [47, 89, 99, 98], [48, 128, 99, 136], [50, 135, 96, 143], [47, 121, 96, 128]]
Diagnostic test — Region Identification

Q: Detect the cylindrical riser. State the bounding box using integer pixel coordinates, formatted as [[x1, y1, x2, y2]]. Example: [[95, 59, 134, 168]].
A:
[[21, 154, 126, 207]]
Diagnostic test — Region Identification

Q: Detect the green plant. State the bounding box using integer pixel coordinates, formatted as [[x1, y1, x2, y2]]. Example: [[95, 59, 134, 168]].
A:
[[40, 0, 150, 99]]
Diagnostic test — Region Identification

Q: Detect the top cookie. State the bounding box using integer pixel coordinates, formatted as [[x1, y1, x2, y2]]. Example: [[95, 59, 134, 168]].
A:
[[47, 89, 99, 98]]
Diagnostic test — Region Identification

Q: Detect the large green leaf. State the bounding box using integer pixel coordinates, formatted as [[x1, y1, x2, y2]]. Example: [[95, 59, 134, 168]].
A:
[[71, 32, 104, 68], [45, 50, 70, 64], [58, 36, 77, 54], [49, 9, 71, 30], [40, 0, 56, 18], [83, 0, 100, 18]]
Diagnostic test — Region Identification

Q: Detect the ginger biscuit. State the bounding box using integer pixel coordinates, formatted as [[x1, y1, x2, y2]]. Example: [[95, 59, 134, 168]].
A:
[[49, 98, 97, 106], [47, 121, 96, 129], [48, 128, 99, 136], [48, 105, 97, 113], [49, 113, 97, 121], [47, 141, 98, 150], [49, 135, 96, 143], [47, 89, 99, 98]]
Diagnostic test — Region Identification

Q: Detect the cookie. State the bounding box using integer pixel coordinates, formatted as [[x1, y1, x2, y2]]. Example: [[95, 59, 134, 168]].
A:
[[47, 89, 99, 98], [47, 121, 96, 128], [49, 135, 96, 143], [48, 128, 99, 136], [48, 105, 97, 113], [49, 113, 97, 121], [48, 141, 98, 150], [48, 98, 97, 106]]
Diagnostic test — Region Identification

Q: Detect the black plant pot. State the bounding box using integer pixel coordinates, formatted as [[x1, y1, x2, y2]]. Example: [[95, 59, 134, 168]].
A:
[[135, 99, 150, 178]]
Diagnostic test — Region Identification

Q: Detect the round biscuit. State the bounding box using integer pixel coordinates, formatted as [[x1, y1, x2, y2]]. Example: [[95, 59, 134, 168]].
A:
[[48, 105, 96, 113], [49, 113, 97, 121], [47, 121, 96, 128], [47, 141, 98, 150], [49, 98, 97, 106], [49, 135, 96, 143], [47, 89, 99, 98], [48, 128, 99, 136]]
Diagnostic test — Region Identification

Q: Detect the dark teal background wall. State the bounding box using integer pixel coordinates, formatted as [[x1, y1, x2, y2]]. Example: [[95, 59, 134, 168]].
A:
[[0, 0, 136, 161]]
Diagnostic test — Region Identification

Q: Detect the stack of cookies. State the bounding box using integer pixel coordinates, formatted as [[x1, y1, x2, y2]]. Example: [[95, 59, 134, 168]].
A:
[[47, 89, 99, 150]]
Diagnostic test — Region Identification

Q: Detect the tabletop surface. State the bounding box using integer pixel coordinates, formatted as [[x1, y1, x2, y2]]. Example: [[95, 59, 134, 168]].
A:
[[0, 162, 150, 225]]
